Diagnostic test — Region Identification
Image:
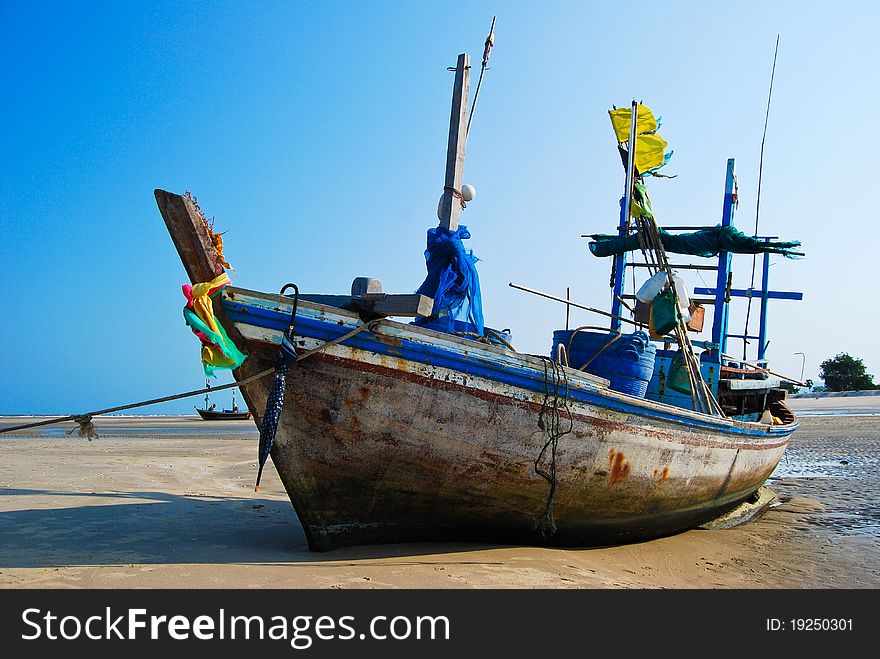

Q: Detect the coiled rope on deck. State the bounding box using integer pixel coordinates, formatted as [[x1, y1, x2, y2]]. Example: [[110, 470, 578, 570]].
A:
[[0, 320, 380, 437]]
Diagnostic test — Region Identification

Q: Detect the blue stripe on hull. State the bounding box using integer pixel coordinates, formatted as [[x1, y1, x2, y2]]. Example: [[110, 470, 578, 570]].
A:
[[223, 298, 796, 441]]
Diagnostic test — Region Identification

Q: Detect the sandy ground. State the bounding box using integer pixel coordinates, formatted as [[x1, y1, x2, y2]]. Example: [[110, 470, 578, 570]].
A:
[[0, 406, 877, 589], [786, 395, 880, 412]]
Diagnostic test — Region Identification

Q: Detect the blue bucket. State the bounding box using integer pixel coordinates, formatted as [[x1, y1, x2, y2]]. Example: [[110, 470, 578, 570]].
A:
[[551, 330, 656, 397]]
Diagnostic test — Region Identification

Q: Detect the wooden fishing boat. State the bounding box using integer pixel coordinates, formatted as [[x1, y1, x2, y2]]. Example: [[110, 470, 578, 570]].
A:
[[195, 380, 251, 420], [195, 408, 252, 421], [155, 49, 800, 552]]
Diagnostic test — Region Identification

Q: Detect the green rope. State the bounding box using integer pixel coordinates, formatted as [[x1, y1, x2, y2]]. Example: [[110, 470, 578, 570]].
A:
[[533, 358, 573, 539]]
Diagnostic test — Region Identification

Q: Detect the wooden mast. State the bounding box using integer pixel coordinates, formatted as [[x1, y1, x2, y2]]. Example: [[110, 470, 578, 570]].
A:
[[439, 53, 470, 232]]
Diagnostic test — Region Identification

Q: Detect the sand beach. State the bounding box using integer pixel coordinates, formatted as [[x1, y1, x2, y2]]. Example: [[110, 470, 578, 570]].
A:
[[0, 399, 877, 589]]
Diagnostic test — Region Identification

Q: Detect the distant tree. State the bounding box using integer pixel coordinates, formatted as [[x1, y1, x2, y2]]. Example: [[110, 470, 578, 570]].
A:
[[819, 353, 876, 392], [779, 381, 802, 394], [780, 378, 815, 394]]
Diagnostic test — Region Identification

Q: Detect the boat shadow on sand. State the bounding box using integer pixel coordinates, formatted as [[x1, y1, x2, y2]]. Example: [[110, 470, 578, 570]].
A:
[[0, 488, 514, 568]]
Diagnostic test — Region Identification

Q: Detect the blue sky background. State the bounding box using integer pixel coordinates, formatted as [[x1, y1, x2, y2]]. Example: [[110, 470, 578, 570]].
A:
[[2, 0, 878, 414]]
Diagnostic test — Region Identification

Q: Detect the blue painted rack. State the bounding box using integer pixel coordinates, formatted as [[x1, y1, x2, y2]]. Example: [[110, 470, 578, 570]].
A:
[[608, 157, 803, 414]]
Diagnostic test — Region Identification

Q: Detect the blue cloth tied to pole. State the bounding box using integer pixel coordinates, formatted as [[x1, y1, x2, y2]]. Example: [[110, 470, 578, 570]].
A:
[[412, 225, 484, 336]]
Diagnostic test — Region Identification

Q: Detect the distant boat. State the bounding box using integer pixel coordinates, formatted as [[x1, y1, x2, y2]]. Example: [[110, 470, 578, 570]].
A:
[[195, 408, 251, 421], [195, 380, 251, 421]]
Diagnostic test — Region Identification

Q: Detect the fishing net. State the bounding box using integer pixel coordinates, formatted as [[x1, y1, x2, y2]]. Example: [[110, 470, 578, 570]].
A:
[[588, 224, 802, 259]]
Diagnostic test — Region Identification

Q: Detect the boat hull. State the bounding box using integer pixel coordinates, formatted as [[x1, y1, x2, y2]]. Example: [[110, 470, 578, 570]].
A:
[[226, 288, 795, 551], [195, 408, 252, 421]]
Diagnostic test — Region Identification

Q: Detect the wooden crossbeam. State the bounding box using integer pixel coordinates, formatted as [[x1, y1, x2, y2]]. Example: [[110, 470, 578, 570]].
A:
[[294, 294, 434, 318], [626, 262, 718, 272], [620, 293, 717, 306], [693, 287, 803, 301]]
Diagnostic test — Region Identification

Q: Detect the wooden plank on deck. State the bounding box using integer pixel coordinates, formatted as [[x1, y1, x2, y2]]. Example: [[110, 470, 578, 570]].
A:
[[296, 293, 434, 317]]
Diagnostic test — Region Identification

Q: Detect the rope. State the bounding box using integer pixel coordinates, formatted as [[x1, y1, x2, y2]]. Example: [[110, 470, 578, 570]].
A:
[[578, 333, 622, 372], [443, 186, 467, 210], [452, 328, 515, 352], [533, 358, 573, 539], [555, 343, 568, 367], [563, 325, 622, 372], [743, 35, 780, 360], [0, 320, 380, 437], [66, 415, 97, 441], [632, 197, 724, 416]]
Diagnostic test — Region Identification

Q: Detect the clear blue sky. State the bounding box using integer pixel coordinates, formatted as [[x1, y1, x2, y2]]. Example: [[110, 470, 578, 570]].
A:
[[2, 1, 878, 414]]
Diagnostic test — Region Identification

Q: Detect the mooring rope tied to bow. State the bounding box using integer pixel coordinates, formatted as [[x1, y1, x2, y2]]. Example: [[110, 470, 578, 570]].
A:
[[0, 319, 381, 437]]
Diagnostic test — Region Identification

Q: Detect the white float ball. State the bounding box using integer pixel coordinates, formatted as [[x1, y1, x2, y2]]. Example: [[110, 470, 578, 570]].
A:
[[461, 184, 476, 202]]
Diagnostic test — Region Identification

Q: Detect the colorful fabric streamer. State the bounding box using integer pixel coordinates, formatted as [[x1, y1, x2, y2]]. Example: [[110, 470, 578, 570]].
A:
[[609, 104, 659, 142], [182, 273, 247, 376], [609, 103, 672, 174]]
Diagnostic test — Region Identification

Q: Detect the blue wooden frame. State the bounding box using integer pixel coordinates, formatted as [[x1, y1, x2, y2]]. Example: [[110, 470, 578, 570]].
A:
[[607, 156, 803, 389]]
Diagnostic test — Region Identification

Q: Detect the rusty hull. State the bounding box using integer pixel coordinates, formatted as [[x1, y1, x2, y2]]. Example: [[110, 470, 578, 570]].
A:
[[229, 294, 792, 551]]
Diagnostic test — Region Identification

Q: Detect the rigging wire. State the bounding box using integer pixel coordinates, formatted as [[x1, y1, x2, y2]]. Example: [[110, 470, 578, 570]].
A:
[[742, 34, 780, 360], [466, 16, 496, 136]]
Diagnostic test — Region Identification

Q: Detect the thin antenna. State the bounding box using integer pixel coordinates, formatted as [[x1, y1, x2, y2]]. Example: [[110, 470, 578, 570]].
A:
[[755, 34, 779, 239], [466, 16, 496, 136], [742, 34, 779, 360]]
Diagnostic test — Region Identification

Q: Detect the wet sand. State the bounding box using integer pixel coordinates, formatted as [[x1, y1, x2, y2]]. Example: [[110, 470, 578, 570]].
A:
[[1, 406, 878, 589]]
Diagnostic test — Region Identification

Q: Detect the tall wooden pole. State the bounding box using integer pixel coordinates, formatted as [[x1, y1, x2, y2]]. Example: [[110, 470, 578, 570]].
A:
[[439, 53, 470, 232]]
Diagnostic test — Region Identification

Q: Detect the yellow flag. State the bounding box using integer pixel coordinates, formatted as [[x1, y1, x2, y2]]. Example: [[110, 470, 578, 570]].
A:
[[634, 133, 668, 173], [609, 104, 658, 142]]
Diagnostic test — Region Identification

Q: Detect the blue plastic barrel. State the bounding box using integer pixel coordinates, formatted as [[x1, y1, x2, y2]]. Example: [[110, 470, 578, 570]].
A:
[[551, 330, 656, 397]]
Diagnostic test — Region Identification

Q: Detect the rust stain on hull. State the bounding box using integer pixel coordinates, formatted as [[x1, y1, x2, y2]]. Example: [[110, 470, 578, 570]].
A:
[[652, 465, 670, 485], [608, 448, 631, 485]]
